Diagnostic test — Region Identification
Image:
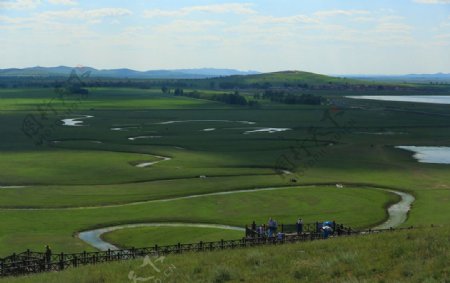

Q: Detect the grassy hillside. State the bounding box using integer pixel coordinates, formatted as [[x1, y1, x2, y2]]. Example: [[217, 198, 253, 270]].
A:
[[2, 227, 448, 283], [230, 70, 357, 85], [192, 70, 367, 89]]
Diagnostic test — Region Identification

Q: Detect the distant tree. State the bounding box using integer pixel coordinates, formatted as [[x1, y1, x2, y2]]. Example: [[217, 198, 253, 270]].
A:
[[161, 86, 169, 94], [248, 100, 260, 108], [174, 88, 184, 95]]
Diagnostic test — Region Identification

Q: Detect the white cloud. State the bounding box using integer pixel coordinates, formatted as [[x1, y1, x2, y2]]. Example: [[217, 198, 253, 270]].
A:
[[247, 14, 318, 25], [153, 20, 224, 33], [0, 0, 41, 10], [375, 22, 413, 34], [143, 3, 256, 18], [47, 0, 77, 5], [414, 0, 450, 4], [0, 15, 27, 24], [37, 8, 132, 23], [314, 10, 370, 18]]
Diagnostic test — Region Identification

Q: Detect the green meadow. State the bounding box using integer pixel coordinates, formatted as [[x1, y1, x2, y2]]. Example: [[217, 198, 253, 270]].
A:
[[0, 81, 449, 261]]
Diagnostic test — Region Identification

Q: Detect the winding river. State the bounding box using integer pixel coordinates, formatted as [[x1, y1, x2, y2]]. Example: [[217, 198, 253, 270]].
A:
[[78, 223, 245, 251], [372, 189, 415, 230], [0, 183, 414, 250], [61, 115, 94, 126], [75, 186, 415, 250], [135, 155, 171, 168]]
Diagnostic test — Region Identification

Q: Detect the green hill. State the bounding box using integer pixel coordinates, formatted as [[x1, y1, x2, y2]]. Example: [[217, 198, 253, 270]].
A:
[[233, 70, 357, 85], [2, 227, 448, 283], [194, 70, 371, 89]]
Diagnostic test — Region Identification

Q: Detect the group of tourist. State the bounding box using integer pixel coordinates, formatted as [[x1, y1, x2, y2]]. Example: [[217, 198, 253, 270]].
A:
[[251, 217, 306, 238], [250, 218, 342, 239], [251, 217, 278, 238]]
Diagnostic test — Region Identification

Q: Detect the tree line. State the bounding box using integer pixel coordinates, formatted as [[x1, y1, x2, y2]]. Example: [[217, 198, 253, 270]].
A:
[[260, 90, 323, 105], [171, 88, 259, 107]]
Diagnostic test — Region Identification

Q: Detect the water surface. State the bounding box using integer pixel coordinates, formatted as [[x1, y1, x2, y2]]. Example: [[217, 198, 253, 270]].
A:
[[244, 128, 291, 134], [61, 115, 93, 126], [347, 95, 450, 104], [128, 136, 162, 141], [156, 120, 255, 125], [397, 146, 450, 164]]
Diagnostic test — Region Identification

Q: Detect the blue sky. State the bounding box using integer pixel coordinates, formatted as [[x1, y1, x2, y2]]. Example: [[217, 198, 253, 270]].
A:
[[1, 0, 450, 74]]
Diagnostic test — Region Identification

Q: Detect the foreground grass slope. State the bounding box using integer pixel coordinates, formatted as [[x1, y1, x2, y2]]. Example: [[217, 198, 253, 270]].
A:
[[2, 227, 448, 283]]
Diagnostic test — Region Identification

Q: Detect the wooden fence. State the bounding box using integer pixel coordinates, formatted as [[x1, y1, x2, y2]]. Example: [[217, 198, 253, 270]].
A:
[[0, 226, 413, 278]]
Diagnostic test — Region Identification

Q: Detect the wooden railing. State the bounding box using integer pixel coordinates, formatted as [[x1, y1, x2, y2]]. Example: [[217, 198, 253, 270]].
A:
[[0, 226, 413, 278]]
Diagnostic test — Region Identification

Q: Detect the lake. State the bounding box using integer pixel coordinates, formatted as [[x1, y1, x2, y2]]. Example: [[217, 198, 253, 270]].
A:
[[346, 95, 450, 105], [397, 146, 450, 164]]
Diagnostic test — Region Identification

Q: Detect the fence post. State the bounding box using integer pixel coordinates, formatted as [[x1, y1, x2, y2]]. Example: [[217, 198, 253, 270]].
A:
[[73, 255, 78, 268], [281, 224, 284, 233], [154, 245, 158, 256], [59, 252, 64, 271], [177, 243, 181, 254], [199, 241, 203, 252], [107, 249, 111, 261], [221, 239, 224, 250], [83, 251, 87, 264]]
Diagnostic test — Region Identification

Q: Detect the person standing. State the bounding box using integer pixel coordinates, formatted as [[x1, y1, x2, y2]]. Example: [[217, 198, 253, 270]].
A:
[[267, 218, 274, 237], [251, 221, 257, 238], [257, 225, 264, 238], [296, 218, 304, 235], [45, 245, 52, 262], [45, 245, 52, 270]]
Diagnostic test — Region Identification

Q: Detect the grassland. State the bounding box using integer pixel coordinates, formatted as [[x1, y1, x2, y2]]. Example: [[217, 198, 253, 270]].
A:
[[0, 186, 396, 255], [1, 227, 448, 283], [102, 226, 244, 249], [0, 77, 449, 267]]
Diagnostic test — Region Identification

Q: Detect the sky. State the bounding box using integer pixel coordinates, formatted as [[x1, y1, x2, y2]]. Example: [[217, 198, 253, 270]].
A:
[[1, 0, 450, 74]]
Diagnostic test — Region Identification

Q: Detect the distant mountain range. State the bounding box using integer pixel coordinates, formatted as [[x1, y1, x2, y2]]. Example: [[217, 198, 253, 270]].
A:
[[0, 66, 260, 79]]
